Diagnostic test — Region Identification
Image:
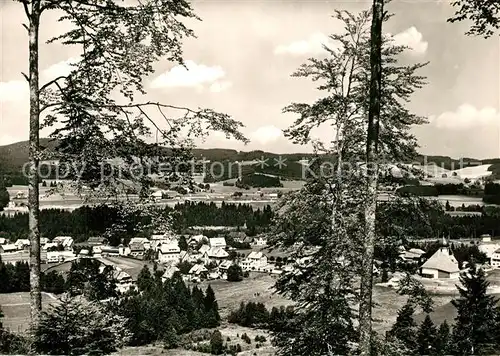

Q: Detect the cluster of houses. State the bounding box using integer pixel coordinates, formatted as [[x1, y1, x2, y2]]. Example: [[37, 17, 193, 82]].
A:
[[396, 234, 498, 280]]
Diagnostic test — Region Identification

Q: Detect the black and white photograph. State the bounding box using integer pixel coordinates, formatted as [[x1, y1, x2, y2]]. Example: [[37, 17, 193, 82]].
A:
[[0, 0, 499, 354]]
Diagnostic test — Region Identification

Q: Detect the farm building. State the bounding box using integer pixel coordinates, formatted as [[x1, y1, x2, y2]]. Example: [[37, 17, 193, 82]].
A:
[[420, 239, 460, 279]]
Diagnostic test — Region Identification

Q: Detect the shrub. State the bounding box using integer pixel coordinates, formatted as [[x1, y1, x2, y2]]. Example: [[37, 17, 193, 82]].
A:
[[241, 333, 251, 344], [255, 335, 267, 343], [210, 330, 223, 355]]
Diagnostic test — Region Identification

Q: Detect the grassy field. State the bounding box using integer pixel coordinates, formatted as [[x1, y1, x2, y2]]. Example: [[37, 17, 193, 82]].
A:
[[114, 325, 275, 356], [198, 273, 291, 319], [0, 292, 58, 333]]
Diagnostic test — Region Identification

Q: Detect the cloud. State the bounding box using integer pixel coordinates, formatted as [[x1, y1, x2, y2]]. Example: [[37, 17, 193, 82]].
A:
[[42, 57, 80, 79], [250, 125, 283, 145], [430, 104, 500, 129], [0, 80, 28, 102], [274, 32, 338, 56], [210, 81, 233, 93], [389, 27, 428, 55], [151, 60, 226, 89]]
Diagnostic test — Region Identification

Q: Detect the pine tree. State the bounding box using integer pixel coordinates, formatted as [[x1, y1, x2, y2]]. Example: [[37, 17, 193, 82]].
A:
[[387, 302, 417, 353], [417, 314, 436, 355], [136, 265, 153, 292], [451, 265, 499, 355], [34, 294, 130, 355], [0, 182, 9, 212], [204, 285, 220, 328], [178, 236, 188, 251], [435, 320, 450, 356]]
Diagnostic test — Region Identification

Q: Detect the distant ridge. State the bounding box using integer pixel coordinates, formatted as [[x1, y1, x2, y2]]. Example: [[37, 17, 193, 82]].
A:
[[1, 139, 499, 180]]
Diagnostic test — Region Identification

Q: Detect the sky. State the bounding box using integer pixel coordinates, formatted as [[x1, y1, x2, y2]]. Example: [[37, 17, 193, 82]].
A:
[[0, 0, 499, 159]]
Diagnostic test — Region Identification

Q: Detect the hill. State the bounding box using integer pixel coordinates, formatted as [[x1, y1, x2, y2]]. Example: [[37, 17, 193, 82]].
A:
[[1, 139, 499, 183]]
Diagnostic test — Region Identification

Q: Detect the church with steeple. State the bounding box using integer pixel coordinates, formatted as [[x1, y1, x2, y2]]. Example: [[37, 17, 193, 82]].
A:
[[420, 237, 461, 279]]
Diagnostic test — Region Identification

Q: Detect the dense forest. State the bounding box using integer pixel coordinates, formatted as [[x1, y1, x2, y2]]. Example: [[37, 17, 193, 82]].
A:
[[483, 183, 500, 204], [0, 202, 274, 244]]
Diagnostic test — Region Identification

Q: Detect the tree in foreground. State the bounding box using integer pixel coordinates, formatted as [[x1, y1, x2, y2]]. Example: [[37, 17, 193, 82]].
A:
[[34, 294, 130, 355], [451, 264, 500, 355], [19, 0, 246, 328], [273, 4, 428, 354], [386, 302, 417, 353], [359, 0, 384, 352], [435, 320, 451, 356], [417, 315, 437, 355]]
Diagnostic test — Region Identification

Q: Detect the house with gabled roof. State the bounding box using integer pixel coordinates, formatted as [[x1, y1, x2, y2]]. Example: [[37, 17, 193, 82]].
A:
[[209, 237, 226, 249], [158, 243, 180, 264], [204, 247, 229, 263], [15, 239, 30, 250], [420, 238, 460, 279], [189, 263, 208, 279], [129, 237, 151, 250], [53, 236, 74, 250], [162, 265, 180, 282], [241, 251, 268, 271], [87, 236, 107, 246], [129, 242, 145, 258], [0, 244, 18, 253]]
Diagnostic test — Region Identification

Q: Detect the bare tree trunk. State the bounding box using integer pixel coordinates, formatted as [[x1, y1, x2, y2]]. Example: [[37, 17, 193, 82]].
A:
[[358, 0, 384, 355], [28, 0, 42, 329]]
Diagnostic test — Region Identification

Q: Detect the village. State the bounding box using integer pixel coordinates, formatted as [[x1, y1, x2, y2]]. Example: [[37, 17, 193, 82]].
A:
[[3, 226, 500, 296]]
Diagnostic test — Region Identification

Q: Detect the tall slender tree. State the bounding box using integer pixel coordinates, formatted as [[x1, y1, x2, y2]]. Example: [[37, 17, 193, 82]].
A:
[[17, 0, 246, 329], [274, 4, 428, 354], [359, 0, 384, 354]]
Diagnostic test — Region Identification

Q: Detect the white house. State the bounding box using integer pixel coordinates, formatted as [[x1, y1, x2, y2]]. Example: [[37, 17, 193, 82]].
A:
[[241, 251, 268, 271], [52, 236, 74, 250], [15, 239, 30, 250], [113, 270, 135, 293], [128, 242, 145, 258], [479, 242, 500, 263], [0, 244, 17, 253], [92, 245, 103, 257], [420, 239, 460, 279], [0, 238, 6, 245], [129, 237, 151, 250], [101, 246, 120, 256], [401, 248, 425, 263], [481, 234, 492, 243], [490, 248, 500, 268], [209, 237, 227, 249], [158, 243, 180, 263], [47, 250, 76, 263], [188, 263, 208, 279], [253, 236, 267, 247], [204, 247, 229, 262]]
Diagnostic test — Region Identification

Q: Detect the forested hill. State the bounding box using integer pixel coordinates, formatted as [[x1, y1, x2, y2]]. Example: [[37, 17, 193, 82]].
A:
[[1, 139, 500, 183]]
